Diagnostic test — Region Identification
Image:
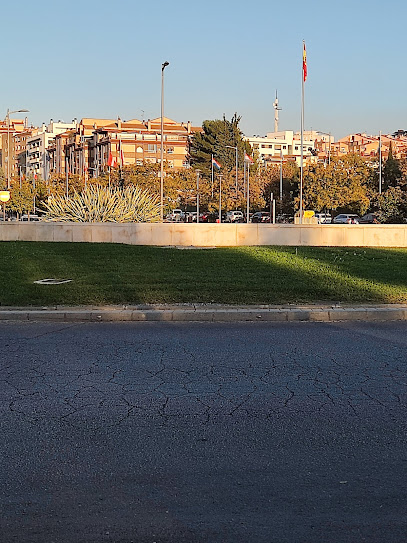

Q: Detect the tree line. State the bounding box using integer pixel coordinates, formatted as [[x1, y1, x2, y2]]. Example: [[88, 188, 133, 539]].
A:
[[2, 116, 407, 223]]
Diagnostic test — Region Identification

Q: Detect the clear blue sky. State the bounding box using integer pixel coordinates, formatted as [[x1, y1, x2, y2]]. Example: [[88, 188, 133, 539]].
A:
[[3, 0, 406, 141]]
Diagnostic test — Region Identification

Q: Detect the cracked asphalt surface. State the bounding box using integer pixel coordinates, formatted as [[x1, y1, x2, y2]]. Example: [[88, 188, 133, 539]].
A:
[[0, 320, 407, 543]]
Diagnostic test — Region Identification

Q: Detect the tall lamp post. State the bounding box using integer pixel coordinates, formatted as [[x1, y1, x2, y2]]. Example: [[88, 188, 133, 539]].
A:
[[196, 169, 201, 223], [160, 61, 169, 221], [316, 130, 331, 166], [226, 145, 238, 197], [6, 108, 29, 189]]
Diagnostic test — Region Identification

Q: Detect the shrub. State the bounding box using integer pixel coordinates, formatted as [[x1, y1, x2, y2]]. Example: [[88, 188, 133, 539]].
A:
[[44, 184, 160, 222]]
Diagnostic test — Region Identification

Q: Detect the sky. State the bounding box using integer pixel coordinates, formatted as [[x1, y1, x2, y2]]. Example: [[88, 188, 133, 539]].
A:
[[2, 0, 407, 141]]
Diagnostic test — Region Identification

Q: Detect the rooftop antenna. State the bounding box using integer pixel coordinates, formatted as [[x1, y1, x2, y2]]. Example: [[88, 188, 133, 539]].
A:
[[273, 90, 282, 133]]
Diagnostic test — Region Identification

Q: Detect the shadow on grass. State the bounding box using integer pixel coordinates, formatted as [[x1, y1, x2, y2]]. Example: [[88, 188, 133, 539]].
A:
[[1, 242, 407, 306]]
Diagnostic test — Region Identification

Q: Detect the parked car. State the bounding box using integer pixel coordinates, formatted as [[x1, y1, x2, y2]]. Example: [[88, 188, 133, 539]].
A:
[[276, 214, 293, 224], [251, 212, 271, 223], [226, 210, 244, 223], [206, 212, 227, 223], [199, 212, 211, 223], [333, 213, 360, 224], [359, 213, 380, 224], [166, 209, 185, 222], [21, 214, 40, 221], [314, 212, 332, 224], [185, 212, 196, 223]]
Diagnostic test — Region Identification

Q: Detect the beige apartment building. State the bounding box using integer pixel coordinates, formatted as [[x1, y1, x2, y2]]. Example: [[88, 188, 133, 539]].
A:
[[48, 117, 201, 179], [0, 117, 32, 186], [316, 133, 407, 163]]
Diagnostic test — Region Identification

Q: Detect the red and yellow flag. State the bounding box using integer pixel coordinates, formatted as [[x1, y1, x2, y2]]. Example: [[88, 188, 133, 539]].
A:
[[303, 41, 307, 82]]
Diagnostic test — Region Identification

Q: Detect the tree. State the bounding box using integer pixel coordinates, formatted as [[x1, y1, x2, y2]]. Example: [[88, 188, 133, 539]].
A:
[[188, 113, 252, 176], [302, 154, 371, 214], [257, 161, 300, 216], [372, 186, 407, 223], [9, 179, 35, 217], [0, 168, 6, 190], [383, 143, 402, 190]]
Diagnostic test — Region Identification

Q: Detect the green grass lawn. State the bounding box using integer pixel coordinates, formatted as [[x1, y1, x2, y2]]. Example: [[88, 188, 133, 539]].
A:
[[1, 242, 407, 306]]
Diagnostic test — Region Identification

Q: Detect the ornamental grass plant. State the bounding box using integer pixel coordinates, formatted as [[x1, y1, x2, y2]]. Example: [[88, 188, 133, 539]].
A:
[[44, 184, 160, 222]]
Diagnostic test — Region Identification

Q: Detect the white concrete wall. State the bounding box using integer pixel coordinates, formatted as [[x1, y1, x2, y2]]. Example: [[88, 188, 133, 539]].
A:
[[1, 222, 407, 247]]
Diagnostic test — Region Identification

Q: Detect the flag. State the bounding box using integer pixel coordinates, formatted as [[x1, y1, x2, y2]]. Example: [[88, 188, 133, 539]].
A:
[[244, 153, 254, 164], [303, 41, 307, 82], [107, 152, 114, 167], [211, 157, 221, 170]]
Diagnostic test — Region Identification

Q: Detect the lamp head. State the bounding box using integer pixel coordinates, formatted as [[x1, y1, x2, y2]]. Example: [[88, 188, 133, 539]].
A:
[[162, 61, 169, 70]]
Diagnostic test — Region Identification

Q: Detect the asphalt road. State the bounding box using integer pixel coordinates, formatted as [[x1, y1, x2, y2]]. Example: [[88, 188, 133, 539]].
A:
[[0, 320, 406, 543]]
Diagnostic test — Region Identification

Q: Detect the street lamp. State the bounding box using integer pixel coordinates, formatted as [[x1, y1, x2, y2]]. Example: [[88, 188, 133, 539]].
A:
[[226, 145, 238, 196], [160, 61, 169, 221], [6, 109, 29, 189], [196, 169, 201, 223], [316, 130, 331, 165]]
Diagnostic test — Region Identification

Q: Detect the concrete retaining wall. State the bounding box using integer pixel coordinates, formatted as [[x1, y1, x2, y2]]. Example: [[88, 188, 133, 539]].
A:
[[1, 222, 407, 247]]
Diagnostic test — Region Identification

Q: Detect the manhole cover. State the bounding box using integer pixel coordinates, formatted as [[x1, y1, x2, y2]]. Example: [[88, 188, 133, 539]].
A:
[[34, 279, 73, 285]]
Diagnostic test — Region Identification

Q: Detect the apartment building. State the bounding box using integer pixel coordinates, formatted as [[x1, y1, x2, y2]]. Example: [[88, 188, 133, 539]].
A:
[[245, 130, 318, 166], [48, 117, 201, 179], [26, 120, 77, 180], [89, 117, 198, 174], [0, 117, 30, 185], [329, 133, 407, 161]]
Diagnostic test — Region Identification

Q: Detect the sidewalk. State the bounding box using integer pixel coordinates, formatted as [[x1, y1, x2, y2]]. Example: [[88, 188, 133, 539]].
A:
[[1, 303, 407, 323]]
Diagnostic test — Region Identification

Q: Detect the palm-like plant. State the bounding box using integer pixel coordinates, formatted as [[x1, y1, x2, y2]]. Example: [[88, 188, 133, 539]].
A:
[[44, 184, 160, 222]]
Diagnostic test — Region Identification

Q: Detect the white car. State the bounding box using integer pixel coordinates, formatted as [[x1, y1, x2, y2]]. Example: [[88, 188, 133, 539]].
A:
[[333, 214, 360, 224], [21, 214, 40, 221], [167, 209, 185, 222], [314, 213, 332, 224], [226, 210, 244, 223]]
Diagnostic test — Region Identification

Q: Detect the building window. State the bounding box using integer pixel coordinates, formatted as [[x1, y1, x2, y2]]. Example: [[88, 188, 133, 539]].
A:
[[147, 144, 157, 153]]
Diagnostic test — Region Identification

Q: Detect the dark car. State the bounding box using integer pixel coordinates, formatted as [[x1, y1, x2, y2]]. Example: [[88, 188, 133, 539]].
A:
[[206, 212, 227, 223], [359, 213, 379, 224], [251, 212, 271, 223], [199, 212, 211, 223]]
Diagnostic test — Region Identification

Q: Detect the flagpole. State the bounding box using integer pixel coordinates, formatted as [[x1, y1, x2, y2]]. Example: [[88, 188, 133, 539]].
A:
[[280, 151, 283, 202], [243, 160, 246, 199], [218, 174, 222, 223], [300, 41, 305, 225], [211, 153, 214, 198], [246, 163, 250, 223], [299, 41, 307, 224], [379, 131, 382, 194]]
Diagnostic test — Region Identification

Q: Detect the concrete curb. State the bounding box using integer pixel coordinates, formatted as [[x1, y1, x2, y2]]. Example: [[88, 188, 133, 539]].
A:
[[1, 305, 407, 323]]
